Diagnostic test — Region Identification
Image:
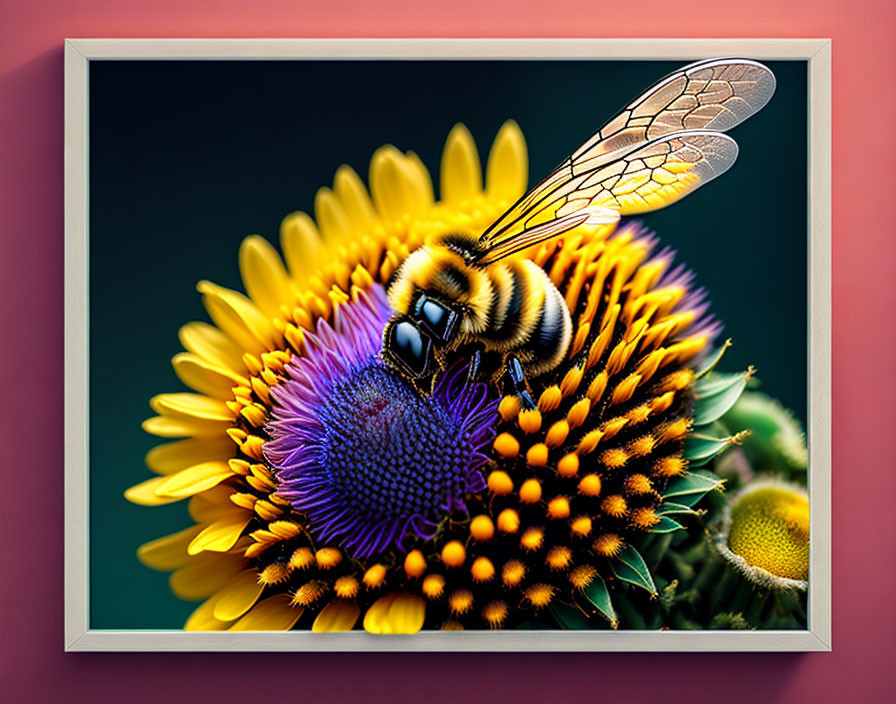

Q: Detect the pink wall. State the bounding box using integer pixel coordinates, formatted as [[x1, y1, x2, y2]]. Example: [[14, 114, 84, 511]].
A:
[[1, 1, 893, 702]]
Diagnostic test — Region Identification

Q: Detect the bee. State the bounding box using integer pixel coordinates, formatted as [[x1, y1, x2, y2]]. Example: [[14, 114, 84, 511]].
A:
[[382, 58, 776, 406]]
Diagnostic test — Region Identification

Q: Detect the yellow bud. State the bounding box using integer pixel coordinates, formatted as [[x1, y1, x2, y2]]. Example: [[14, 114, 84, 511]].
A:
[[441, 540, 466, 568], [578, 474, 602, 497], [519, 478, 542, 504], [547, 496, 571, 520], [471, 557, 496, 582], [404, 549, 427, 579], [362, 563, 387, 589], [493, 432, 520, 458], [487, 470, 514, 495], [470, 515, 495, 541], [497, 509, 520, 534]]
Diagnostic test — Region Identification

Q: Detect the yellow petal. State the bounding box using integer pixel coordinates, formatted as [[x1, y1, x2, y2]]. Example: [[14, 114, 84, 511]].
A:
[[197, 280, 282, 354], [169, 552, 245, 600], [314, 187, 352, 246], [185, 597, 232, 631], [238, 235, 295, 319], [142, 415, 232, 438], [171, 353, 247, 400], [154, 461, 233, 499], [312, 600, 361, 632], [137, 524, 203, 570], [384, 592, 426, 634], [229, 594, 303, 631], [187, 510, 252, 555], [212, 569, 265, 621], [370, 146, 428, 229], [145, 435, 236, 475], [486, 119, 528, 202], [149, 392, 235, 422], [179, 321, 246, 373], [124, 476, 183, 506], [405, 151, 435, 205], [441, 123, 482, 204], [188, 484, 240, 523], [333, 165, 377, 232], [280, 211, 323, 282], [363, 592, 399, 634]]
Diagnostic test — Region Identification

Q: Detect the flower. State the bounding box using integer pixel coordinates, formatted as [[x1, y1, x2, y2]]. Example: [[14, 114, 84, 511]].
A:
[[264, 287, 496, 558], [713, 479, 809, 591], [127, 121, 733, 632]]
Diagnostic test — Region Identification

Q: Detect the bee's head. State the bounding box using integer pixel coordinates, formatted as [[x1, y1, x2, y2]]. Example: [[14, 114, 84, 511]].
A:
[[382, 315, 434, 379]]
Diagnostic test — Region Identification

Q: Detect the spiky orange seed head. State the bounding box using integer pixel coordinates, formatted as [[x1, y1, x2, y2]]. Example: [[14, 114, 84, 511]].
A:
[[594, 533, 623, 558], [333, 575, 360, 599], [449, 589, 474, 615], [520, 527, 544, 551], [569, 564, 598, 591], [289, 547, 315, 571], [546, 546, 573, 570], [422, 573, 446, 599], [502, 560, 526, 587], [482, 601, 509, 628], [524, 583, 555, 609], [315, 547, 342, 570], [471, 557, 496, 582], [570, 515, 593, 537]]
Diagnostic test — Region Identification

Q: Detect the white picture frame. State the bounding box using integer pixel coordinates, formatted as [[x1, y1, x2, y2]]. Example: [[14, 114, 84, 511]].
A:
[[65, 37, 831, 652]]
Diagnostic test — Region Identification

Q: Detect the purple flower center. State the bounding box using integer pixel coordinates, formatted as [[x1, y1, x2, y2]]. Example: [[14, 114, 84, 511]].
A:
[[264, 285, 497, 559]]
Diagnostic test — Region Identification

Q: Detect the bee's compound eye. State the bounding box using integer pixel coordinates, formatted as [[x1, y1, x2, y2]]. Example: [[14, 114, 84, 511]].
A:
[[415, 295, 457, 342], [388, 320, 432, 378]]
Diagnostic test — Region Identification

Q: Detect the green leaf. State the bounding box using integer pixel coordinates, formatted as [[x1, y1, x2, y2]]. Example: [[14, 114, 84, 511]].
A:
[[694, 339, 732, 378], [683, 431, 748, 466], [649, 516, 685, 533], [583, 574, 617, 627], [693, 369, 752, 426], [549, 602, 591, 630], [610, 545, 657, 595], [656, 501, 701, 517], [662, 471, 725, 506]]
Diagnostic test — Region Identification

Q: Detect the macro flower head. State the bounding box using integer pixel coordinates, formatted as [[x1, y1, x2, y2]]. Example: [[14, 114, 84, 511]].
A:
[[713, 479, 810, 591], [126, 120, 747, 632], [264, 287, 497, 559], [122, 57, 794, 632]]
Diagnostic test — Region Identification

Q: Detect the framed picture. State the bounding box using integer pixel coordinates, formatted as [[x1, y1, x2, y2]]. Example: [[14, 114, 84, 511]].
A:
[[65, 38, 831, 651]]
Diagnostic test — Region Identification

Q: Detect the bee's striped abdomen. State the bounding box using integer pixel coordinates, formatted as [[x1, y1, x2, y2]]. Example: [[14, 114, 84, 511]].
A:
[[521, 278, 572, 376]]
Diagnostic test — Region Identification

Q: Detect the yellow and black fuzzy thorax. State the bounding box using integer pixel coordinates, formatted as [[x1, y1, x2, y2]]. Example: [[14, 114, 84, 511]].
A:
[[387, 231, 572, 376]]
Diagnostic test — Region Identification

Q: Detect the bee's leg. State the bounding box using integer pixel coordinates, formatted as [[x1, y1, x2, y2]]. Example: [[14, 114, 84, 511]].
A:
[[506, 355, 537, 411], [427, 345, 452, 394], [465, 345, 484, 385]]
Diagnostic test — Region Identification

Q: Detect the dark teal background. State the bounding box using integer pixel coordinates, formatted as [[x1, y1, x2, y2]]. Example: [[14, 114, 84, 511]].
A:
[[89, 59, 807, 629]]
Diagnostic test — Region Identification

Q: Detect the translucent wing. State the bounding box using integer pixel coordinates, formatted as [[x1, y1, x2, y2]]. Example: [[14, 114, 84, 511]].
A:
[[570, 58, 776, 174], [474, 59, 774, 266], [474, 131, 739, 265]]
